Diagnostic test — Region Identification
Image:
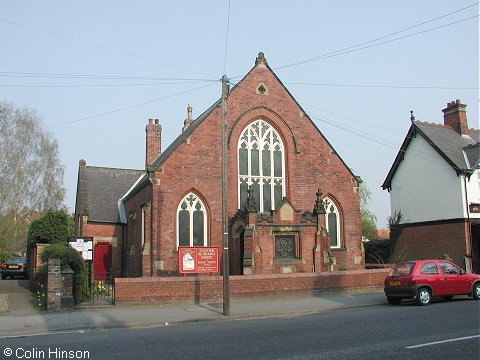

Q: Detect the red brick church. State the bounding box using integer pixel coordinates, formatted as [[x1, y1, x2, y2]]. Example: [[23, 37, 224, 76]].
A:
[[75, 53, 364, 277]]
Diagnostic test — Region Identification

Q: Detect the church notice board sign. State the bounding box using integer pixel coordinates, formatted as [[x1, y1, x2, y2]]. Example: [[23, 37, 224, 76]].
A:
[[68, 237, 93, 261], [178, 246, 220, 274]]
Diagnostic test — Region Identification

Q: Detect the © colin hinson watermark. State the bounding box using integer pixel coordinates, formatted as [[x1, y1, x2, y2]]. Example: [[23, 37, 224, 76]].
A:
[[3, 347, 90, 359]]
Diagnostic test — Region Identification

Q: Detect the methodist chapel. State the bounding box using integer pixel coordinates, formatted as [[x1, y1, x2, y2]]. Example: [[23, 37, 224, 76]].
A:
[[75, 53, 365, 277]]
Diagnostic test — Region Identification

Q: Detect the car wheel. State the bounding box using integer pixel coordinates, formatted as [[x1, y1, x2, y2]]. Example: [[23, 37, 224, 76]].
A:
[[416, 287, 431, 306], [473, 283, 480, 300], [1, 275, 5, 280], [387, 297, 401, 305]]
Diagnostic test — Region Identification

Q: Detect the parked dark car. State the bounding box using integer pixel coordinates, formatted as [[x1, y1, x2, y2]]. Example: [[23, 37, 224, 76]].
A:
[[384, 259, 480, 305], [1, 257, 28, 279]]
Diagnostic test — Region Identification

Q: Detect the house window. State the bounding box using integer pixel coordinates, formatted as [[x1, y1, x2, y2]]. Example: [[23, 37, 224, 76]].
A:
[[275, 235, 295, 259], [238, 119, 285, 212], [177, 192, 207, 248], [325, 198, 341, 248]]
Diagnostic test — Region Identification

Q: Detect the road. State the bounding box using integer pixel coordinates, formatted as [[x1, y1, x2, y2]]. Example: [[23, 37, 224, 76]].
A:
[[0, 297, 478, 359]]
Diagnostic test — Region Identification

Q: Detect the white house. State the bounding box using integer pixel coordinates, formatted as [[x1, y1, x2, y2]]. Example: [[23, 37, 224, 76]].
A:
[[382, 100, 480, 272]]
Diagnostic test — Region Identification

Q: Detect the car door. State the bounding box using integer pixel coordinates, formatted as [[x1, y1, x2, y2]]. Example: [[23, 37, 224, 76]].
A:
[[438, 261, 471, 295], [418, 261, 443, 295]]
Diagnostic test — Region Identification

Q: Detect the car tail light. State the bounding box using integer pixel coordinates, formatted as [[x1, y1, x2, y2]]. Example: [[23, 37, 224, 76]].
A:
[[21, 264, 27, 269], [1, 264, 5, 269]]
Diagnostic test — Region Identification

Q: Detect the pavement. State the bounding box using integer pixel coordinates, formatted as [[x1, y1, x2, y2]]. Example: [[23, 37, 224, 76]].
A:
[[0, 285, 387, 338]]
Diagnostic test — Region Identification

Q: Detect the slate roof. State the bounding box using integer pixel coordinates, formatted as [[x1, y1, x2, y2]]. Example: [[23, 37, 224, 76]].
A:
[[382, 121, 480, 190], [76, 164, 144, 223]]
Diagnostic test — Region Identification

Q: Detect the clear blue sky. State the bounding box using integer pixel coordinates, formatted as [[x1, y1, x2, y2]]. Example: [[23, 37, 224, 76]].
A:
[[1, 1, 478, 227]]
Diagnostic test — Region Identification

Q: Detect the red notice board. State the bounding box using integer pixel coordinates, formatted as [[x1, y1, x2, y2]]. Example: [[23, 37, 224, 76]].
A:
[[178, 246, 220, 274]]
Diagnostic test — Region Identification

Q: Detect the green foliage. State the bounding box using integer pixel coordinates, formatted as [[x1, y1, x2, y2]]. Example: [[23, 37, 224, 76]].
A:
[[27, 210, 73, 248], [364, 240, 392, 264], [365, 210, 407, 265], [40, 243, 87, 304], [361, 210, 378, 240], [0, 252, 15, 263], [387, 210, 405, 258], [359, 181, 377, 240], [36, 282, 47, 310]]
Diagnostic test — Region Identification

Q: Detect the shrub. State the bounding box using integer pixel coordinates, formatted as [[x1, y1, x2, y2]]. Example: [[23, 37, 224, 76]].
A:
[[0, 252, 15, 263], [40, 243, 87, 304], [27, 210, 74, 247], [364, 240, 392, 265]]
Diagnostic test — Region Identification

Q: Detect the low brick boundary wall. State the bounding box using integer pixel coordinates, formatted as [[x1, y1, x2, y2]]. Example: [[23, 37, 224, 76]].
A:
[[114, 269, 389, 304]]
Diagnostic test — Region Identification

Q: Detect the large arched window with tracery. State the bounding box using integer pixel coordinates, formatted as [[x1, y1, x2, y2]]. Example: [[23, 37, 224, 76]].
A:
[[238, 119, 285, 212], [177, 192, 207, 248]]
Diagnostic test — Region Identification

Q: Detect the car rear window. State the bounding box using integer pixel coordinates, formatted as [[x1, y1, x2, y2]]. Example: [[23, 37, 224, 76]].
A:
[[388, 262, 414, 276], [6, 258, 26, 264]]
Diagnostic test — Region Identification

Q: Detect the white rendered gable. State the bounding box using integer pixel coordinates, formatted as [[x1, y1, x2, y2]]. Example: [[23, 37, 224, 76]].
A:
[[389, 135, 464, 222]]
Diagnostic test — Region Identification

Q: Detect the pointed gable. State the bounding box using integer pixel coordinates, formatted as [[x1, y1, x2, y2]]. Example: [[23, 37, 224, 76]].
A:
[[145, 52, 357, 181], [76, 160, 144, 223], [382, 117, 479, 190]]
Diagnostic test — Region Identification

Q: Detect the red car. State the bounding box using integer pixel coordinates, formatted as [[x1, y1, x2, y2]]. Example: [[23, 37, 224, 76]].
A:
[[384, 259, 480, 305]]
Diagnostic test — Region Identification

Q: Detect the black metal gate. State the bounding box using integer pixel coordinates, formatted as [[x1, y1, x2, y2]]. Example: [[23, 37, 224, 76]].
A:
[[81, 266, 115, 305]]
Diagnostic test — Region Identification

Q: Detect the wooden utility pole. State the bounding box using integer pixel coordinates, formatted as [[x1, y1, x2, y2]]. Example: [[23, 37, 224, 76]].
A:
[[221, 74, 230, 316]]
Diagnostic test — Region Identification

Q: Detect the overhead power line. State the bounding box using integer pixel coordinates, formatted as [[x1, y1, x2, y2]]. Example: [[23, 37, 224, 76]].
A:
[[0, 17, 215, 79], [47, 82, 216, 128], [228, 2, 478, 79], [0, 71, 217, 82], [273, 2, 479, 71], [286, 82, 477, 90]]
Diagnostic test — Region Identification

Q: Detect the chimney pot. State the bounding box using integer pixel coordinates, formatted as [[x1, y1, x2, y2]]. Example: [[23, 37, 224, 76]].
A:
[[146, 118, 162, 167], [442, 99, 468, 135]]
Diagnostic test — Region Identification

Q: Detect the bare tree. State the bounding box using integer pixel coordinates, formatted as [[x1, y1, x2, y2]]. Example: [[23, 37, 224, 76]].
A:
[[0, 102, 65, 252]]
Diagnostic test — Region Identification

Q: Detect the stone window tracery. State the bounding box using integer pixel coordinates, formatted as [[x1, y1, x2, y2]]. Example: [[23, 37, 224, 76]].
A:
[[177, 192, 207, 248], [238, 119, 285, 212]]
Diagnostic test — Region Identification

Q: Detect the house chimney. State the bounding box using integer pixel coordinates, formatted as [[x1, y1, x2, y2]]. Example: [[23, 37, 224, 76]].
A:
[[182, 104, 193, 131], [442, 99, 468, 135], [146, 118, 162, 167]]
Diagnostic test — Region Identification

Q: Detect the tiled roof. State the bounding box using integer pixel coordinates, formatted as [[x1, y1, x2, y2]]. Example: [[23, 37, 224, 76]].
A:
[[415, 121, 479, 172], [382, 121, 479, 190], [464, 143, 480, 170], [77, 165, 144, 223]]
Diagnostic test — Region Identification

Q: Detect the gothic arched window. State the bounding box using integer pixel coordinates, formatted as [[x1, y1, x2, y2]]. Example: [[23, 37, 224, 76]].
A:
[[177, 192, 207, 248], [324, 197, 341, 248], [238, 119, 285, 212]]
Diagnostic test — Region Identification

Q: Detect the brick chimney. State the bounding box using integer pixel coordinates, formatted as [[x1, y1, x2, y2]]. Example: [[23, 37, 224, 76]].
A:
[[145, 118, 161, 167], [182, 104, 193, 132], [442, 99, 468, 135]]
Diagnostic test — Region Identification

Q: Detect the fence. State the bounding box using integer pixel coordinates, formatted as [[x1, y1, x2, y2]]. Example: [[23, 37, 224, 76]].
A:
[[82, 266, 115, 305]]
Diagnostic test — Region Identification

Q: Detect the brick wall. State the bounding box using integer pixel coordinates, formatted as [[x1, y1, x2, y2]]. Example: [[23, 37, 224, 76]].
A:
[[393, 220, 469, 266], [114, 269, 388, 304], [81, 223, 125, 277]]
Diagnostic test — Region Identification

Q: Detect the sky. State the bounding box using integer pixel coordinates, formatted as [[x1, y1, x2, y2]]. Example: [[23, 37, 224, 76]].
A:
[[1, 1, 478, 228]]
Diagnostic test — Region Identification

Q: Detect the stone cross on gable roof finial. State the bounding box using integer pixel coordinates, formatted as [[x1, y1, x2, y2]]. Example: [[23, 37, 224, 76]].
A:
[[255, 52, 267, 66], [187, 103, 193, 120]]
